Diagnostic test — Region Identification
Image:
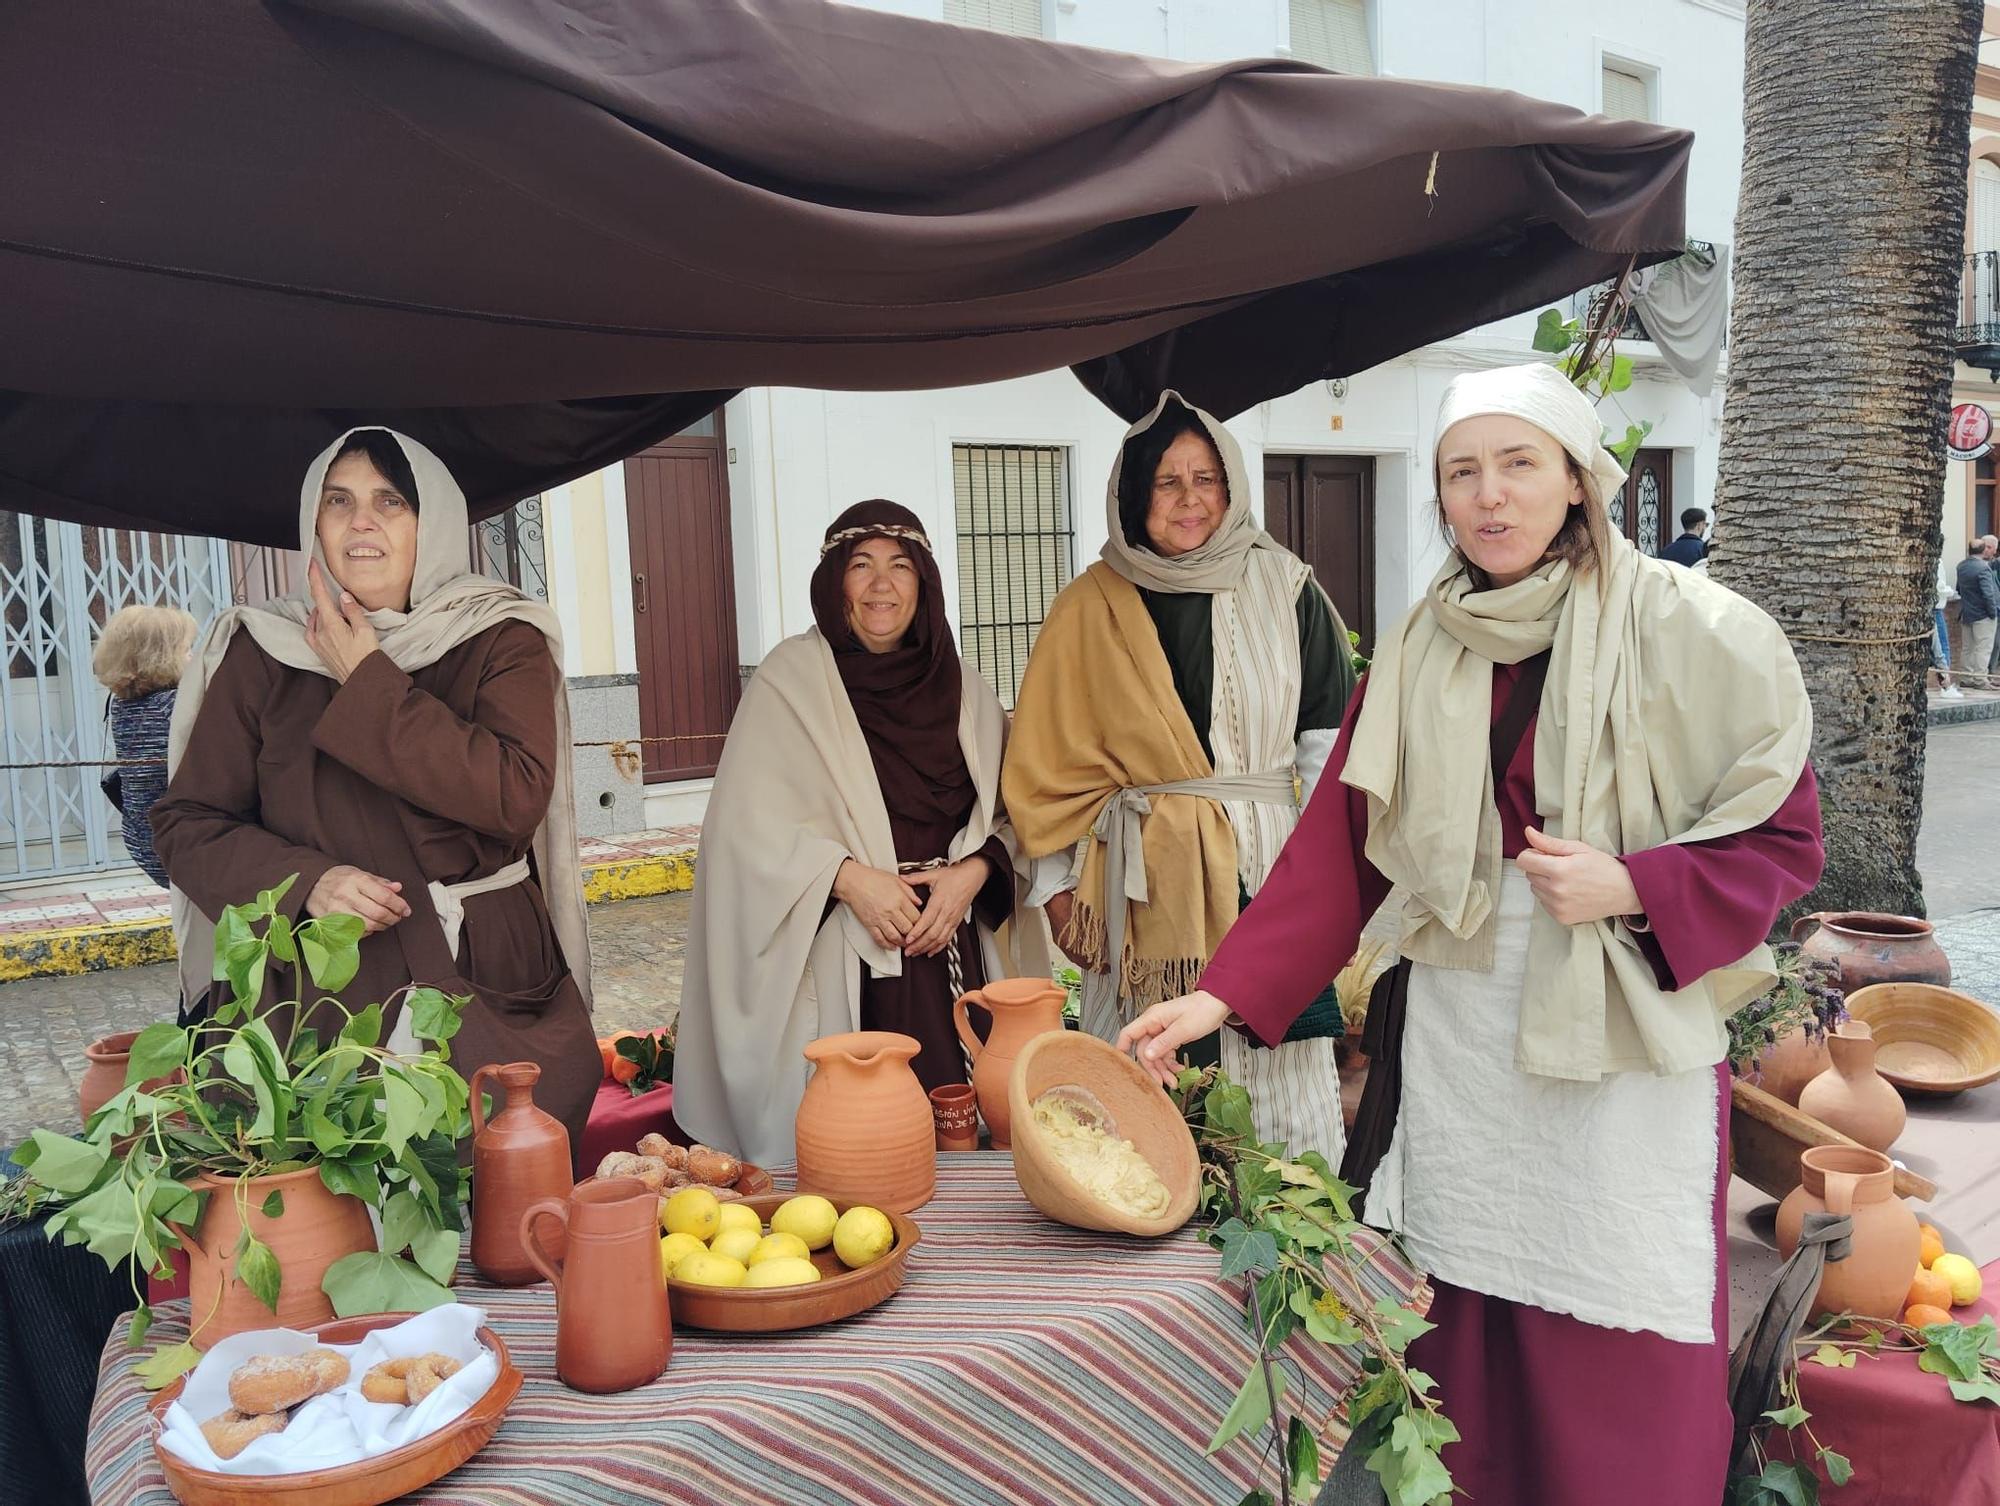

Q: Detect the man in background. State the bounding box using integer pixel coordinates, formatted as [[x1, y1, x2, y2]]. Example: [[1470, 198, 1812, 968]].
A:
[[1660, 507, 1709, 567], [1954, 535, 2000, 688]]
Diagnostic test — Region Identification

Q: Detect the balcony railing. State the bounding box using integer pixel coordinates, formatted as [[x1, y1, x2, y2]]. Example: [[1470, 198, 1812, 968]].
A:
[[1957, 252, 2000, 379]]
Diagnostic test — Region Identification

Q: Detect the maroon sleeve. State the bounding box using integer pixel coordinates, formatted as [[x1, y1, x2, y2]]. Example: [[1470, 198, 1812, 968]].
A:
[[1199, 679, 1391, 1047], [1620, 763, 1826, 992]]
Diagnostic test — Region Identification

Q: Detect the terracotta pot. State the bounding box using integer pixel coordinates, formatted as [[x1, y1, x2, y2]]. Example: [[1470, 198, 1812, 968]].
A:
[[1775, 1145, 1920, 1321], [179, 1166, 377, 1350], [1792, 911, 1952, 995], [520, 1176, 671, 1393], [1798, 1023, 1906, 1152], [469, 1061, 574, 1285], [794, 1031, 935, 1213], [930, 1084, 978, 1152], [1741, 1025, 1833, 1108], [79, 1028, 180, 1128], [953, 977, 1067, 1150]]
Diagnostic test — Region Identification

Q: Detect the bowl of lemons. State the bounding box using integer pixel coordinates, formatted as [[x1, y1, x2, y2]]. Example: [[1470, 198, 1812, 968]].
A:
[[657, 1187, 921, 1332]]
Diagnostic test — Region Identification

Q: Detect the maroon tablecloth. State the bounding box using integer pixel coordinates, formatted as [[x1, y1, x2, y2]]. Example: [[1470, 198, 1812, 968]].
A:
[[574, 1079, 681, 1174]]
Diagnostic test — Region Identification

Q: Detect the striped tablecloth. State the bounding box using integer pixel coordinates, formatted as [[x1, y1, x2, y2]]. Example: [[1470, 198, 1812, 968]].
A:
[[87, 1156, 1417, 1505]]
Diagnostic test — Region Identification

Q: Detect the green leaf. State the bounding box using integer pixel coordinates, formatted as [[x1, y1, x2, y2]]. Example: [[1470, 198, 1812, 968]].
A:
[[319, 1158, 380, 1206], [1205, 1363, 1284, 1453], [265, 910, 297, 964], [18, 1129, 109, 1195], [1947, 1376, 2000, 1405], [1234, 1494, 1273, 1506], [1762, 1402, 1809, 1429], [305, 1101, 350, 1158], [1531, 307, 1575, 353], [1751, 1460, 1818, 1506], [126, 1305, 153, 1349], [1808, 1343, 1855, 1368], [1286, 1414, 1320, 1497], [410, 1223, 460, 1285], [1919, 1323, 1987, 1383], [341, 1003, 383, 1051], [1291, 1286, 1364, 1346], [257, 874, 299, 913], [213, 905, 255, 979], [135, 1341, 202, 1391], [321, 1250, 455, 1319], [1607, 352, 1635, 392], [1819, 1449, 1853, 1486], [379, 1188, 427, 1257], [311, 912, 366, 947], [299, 932, 332, 988], [1373, 1296, 1437, 1353], [124, 1022, 188, 1086], [382, 1075, 425, 1157], [260, 1189, 285, 1219], [407, 988, 465, 1045], [238, 1232, 282, 1313], [1219, 1226, 1279, 1280]]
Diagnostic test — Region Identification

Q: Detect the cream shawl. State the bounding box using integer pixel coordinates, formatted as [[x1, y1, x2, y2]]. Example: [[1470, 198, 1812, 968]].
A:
[[167, 428, 591, 1014], [1344, 365, 1814, 1080], [672, 628, 1047, 1166]]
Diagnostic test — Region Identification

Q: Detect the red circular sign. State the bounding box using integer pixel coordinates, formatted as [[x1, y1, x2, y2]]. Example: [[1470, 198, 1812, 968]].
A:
[[1949, 402, 1994, 458]]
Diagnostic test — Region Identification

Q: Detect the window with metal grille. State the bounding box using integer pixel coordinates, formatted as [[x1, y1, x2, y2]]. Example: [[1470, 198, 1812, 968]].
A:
[[1288, 0, 1371, 74], [472, 496, 550, 602], [1601, 61, 1653, 121], [953, 444, 1074, 708], [944, 0, 1043, 37]]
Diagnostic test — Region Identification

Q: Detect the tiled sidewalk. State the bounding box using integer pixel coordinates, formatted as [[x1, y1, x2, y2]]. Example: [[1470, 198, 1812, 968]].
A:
[[0, 825, 702, 982]]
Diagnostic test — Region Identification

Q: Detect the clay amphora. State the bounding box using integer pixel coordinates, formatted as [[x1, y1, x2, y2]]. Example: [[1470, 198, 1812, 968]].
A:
[[1775, 1145, 1921, 1321], [1793, 911, 1951, 995], [1799, 1022, 1906, 1152], [520, 1177, 671, 1393], [794, 1031, 935, 1212], [953, 978, 1066, 1150], [1743, 1026, 1833, 1107], [79, 1029, 180, 1128], [179, 1166, 376, 1350], [469, 1062, 573, 1285]]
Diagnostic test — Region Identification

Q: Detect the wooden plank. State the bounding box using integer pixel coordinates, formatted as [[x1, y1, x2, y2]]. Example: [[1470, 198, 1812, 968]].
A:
[[1730, 1076, 1938, 1204]]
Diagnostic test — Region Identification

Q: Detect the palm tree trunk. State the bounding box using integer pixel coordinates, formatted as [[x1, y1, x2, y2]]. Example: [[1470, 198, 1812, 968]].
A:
[[1714, 0, 1981, 918]]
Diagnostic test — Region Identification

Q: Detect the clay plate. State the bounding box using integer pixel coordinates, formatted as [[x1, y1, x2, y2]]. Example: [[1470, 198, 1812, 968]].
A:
[[146, 1313, 521, 1506], [665, 1193, 920, 1332], [1841, 982, 2000, 1097]]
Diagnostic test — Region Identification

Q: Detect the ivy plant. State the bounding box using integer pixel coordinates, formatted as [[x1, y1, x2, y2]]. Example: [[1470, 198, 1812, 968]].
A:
[[1530, 305, 1654, 467], [10, 875, 472, 1386]]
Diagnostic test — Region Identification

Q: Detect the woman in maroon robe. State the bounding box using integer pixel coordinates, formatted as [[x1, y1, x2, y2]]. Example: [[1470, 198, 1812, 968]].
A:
[[152, 427, 600, 1151], [1119, 365, 1824, 1504]]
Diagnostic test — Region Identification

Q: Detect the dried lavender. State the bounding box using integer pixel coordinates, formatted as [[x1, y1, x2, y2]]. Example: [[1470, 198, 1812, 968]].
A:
[[1725, 942, 1847, 1076]]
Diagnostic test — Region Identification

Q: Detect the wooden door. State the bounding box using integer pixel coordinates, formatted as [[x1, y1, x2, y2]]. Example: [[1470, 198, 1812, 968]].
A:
[[624, 414, 740, 782], [1609, 448, 1675, 556], [1262, 453, 1375, 650]]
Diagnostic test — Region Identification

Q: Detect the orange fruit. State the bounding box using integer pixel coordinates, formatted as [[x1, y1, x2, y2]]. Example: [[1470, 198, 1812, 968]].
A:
[[1905, 1303, 1957, 1329], [1919, 1224, 1946, 1270], [1908, 1266, 1954, 1312], [599, 1031, 641, 1083]]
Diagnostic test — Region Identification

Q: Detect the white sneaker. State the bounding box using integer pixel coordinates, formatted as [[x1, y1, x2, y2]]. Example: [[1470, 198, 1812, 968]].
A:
[[1941, 686, 1966, 699]]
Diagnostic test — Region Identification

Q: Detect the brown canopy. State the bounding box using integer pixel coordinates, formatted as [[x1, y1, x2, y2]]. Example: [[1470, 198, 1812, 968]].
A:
[[0, 0, 1690, 545]]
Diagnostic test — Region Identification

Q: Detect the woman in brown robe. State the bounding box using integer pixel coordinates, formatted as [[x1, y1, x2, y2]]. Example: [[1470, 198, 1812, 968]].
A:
[[151, 427, 600, 1151]]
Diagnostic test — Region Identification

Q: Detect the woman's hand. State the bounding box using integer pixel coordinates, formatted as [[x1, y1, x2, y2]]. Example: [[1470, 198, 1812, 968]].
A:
[[834, 860, 922, 951], [1042, 890, 1101, 971], [305, 559, 382, 684], [1516, 826, 1643, 927], [1116, 990, 1233, 1088], [903, 855, 990, 957], [306, 864, 411, 934]]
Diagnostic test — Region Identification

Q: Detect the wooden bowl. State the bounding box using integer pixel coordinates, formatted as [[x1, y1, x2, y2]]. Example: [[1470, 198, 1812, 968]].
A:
[[1007, 1029, 1201, 1237], [664, 1193, 919, 1332], [1842, 982, 2000, 1096], [146, 1313, 520, 1506]]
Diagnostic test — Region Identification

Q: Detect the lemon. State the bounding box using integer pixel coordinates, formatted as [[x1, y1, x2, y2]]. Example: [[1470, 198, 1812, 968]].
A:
[[673, 1249, 748, 1288], [1931, 1251, 1984, 1306], [748, 1232, 811, 1267], [662, 1186, 722, 1241], [770, 1195, 839, 1251], [832, 1205, 895, 1269], [716, 1202, 763, 1238], [659, 1232, 706, 1279], [741, 1256, 823, 1289], [710, 1226, 762, 1266]]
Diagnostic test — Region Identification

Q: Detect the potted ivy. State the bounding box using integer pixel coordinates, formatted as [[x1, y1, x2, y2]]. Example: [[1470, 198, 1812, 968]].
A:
[[10, 875, 472, 1387]]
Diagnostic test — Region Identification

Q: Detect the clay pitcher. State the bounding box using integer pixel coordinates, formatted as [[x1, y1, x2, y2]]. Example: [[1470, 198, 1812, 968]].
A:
[[79, 1028, 180, 1128], [1744, 1027, 1833, 1108], [469, 1062, 573, 1285], [1793, 911, 1952, 994], [180, 1166, 376, 1349], [1799, 1023, 1907, 1153], [953, 977, 1066, 1151], [1775, 1145, 1920, 1321], [520, 1177, 671, 1393], [794, 1031, 934, 1212]]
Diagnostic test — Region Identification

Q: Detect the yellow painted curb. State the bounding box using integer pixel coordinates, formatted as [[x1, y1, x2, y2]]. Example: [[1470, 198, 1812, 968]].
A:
[[0, 848, 697, 984]]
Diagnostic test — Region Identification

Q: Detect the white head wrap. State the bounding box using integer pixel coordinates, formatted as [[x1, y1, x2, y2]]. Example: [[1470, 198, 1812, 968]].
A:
[[1433, 362, 1627, 510]]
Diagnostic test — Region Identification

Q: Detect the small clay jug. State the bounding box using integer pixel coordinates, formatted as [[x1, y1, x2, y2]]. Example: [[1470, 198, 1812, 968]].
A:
[[953, 977, 1067, 1150], [79, 1028, 180, 1128], [930, 1083, 979, 1152], [1798, 1023, 1906, 1153], [1775, 1145, 1920, 1321], [469, 1062, 574, 1285], [1792, 911, 1951, 994], [520, 1177, 671, 1393], [1742, 1026, 1832, 1107], [794, 1031, 935, 1212]]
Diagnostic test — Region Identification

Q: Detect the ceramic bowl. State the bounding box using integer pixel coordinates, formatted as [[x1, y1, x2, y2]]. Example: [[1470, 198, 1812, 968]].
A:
[[1007, 1029, 1201, 1237], [1841, 982, 2000, 1096], [663, 1193, 919, 1332]]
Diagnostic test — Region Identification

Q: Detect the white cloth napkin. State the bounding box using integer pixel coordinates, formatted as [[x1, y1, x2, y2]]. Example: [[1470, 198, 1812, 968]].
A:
[[157, 1304, 499, 1477]]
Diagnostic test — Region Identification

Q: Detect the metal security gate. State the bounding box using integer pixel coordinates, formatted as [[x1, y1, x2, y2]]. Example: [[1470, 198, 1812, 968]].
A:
[[1, 513, 231, 882]]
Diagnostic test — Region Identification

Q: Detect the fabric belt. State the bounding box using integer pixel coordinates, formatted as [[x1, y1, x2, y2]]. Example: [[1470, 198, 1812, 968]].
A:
[[1091, 767, 1295, 1001]]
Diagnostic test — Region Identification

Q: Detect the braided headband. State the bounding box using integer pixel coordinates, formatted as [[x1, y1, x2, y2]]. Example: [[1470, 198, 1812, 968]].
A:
[[819, 523, 933, 557]]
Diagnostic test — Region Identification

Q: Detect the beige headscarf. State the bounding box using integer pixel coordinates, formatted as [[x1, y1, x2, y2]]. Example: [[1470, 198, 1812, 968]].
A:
[[166, 428, 592, 1014], [1343, 364, 1814, 1080]]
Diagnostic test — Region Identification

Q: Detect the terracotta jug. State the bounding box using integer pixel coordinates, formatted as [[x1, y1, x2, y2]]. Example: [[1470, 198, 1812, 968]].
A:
[[1743, 1027, 1832, 1108], [1793, 911, 1951, 995], [1775, 1145, 1920, 1321], [1799, 1023, 1906, 1152], [953, 977, 1066, 1150], [469, 1062, 573, 1285], [180, 1166, 377, 1349], [794, 1031, 935, 1212], [79, 1028, 180, 1128], [520, 1177, 671, 1393]]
